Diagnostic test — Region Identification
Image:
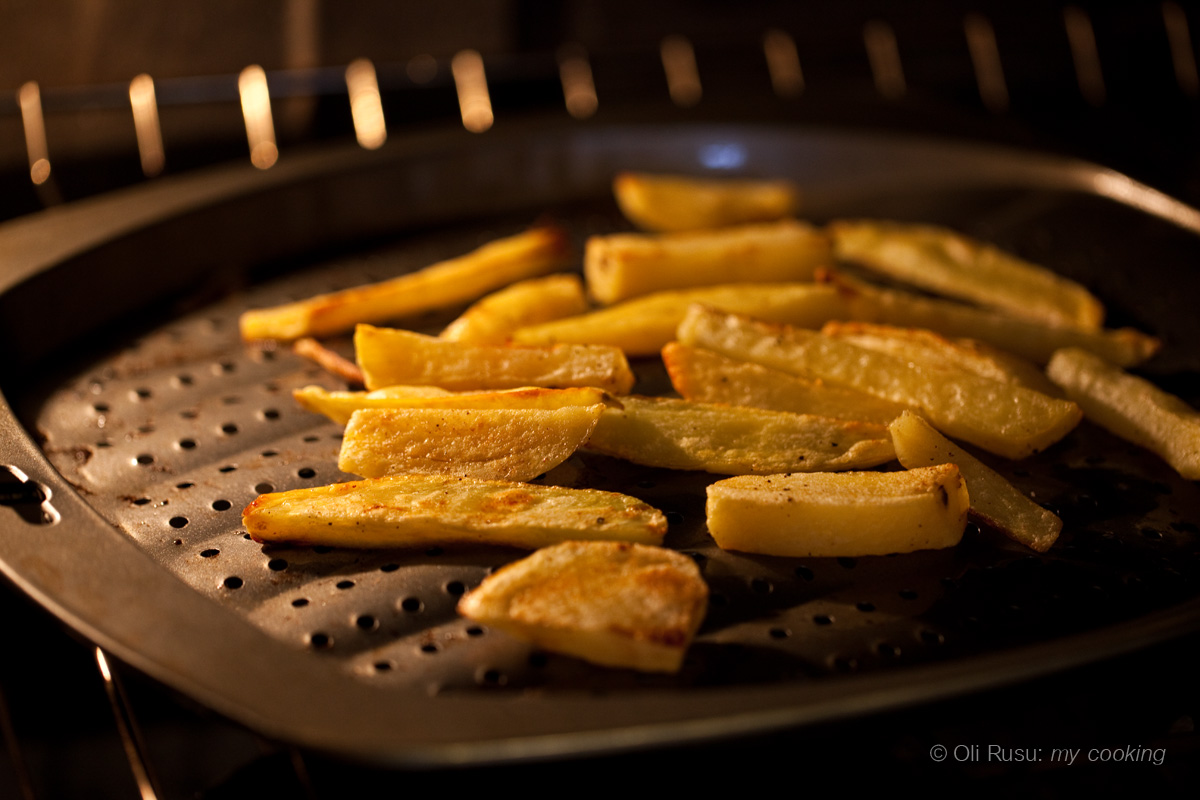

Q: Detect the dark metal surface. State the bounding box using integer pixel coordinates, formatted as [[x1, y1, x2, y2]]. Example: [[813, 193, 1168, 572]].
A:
[[1, 120, 1199, 765]]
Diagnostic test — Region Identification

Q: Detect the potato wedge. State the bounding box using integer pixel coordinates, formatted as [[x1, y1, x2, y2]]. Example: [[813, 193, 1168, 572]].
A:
[[339, 405, 605, 481], [585, 395, 895, 475], [818, 269, 1159, 367], [585, 220, 831, 304], [511, 282, 847, 357], [889, 411, 1061, 552], [613, 171, 799, 232], [820, 321, 1059, 395], [1047, 347, 1200, 479], [440, 273, 588, 344], [294, 384, 612, 426], [829, 219, 1105, 328], [662, 342, 908, 424], [705, 464, 969, 557], [239, 225, 571, 340], [243, 474, 667, 549], [356, 324, 635, 394], [677, 305, 1082, 459], [457, 540, 707, 673]]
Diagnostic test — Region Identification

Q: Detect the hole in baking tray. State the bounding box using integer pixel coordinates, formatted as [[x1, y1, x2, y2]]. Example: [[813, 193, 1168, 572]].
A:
[[175, 482, 194, 490], [833, 656, 859, 673], [96, 440, 111, 448], [750, 578, 773, 594], [308, 632, 332, 649], [254, 482, 274, 494], [466, 626, 485, 637], [200, 548, 219, 558], [132, 497, 151, 506], [919, 630, 946, 645], [336, 580, 355, 590], [298, 467, 316, 479], [175, 374, 193, 387], [374, 661, 393, 672], [135, 454, 154, 465], [215, 360, 236, 374], [219, 465, 237, 473], [420, 642, 440, 654], [180, 409, 198, 419], [445, 580, 466, 596], [1142, 527, 1164, 540], [221, 423, 239, 435], [262, 408, 281, 420], [291, 597, 309, 608], [222, 396, 240, 405], [169, 516, 188, 529], [211, 499, 232, 511], [268, 558, 288, 571], [178, 438, 197, 450], [380, 563, 399, 573], [133, 388, 152, 400], [794, 566, 814, 581], [303, 436, 319, 443], [478, 668, 506, 686], [813, 614, 833, 626], [261, 450, 278, 458], [223, 576, 244, 590], [400, 597, 423, 613], [878, 643, 902, 658], [92, 402, 109, 412], [769, 627, 790, 639], [355, 614, 378, 631], [856, 601, 876, 612]]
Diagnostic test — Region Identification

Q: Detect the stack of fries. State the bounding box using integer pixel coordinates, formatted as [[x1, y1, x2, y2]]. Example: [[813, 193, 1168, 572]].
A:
[[238, 171, 1192, 671]]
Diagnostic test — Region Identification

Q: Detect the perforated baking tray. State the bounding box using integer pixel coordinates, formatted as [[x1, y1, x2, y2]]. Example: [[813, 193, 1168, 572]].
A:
[[2, 121, 1199, 765]]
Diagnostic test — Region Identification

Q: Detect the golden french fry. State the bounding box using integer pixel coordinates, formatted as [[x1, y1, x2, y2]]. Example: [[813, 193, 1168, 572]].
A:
[[705, 464, 969, 557], [820, 321, 1060, 395], [440, 273, 588, 344], [243, 474, 667, 549], [239, 225, 572, 341], [612, 171, 799, 232], [1047, 347, 1200, 479], [511, 282, 847, 357], [888, 411, 1061, 552], [829, 219, 1105, 328], [585, 395, 895, 475], [458, 540, 707, 673], [355, 324, 635, 394], [818, 269, 1159, 367], [339, 405, 605, 482], [662, 342, 908, 424], [292, 337, 365, 386], [294, 384, 612, 426], [585, 220, 831, 304], [677, 305, 1082, 459]]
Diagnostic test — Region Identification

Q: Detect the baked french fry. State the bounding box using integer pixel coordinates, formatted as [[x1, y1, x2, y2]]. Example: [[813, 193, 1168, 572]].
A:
[[818, 270, 1159, 367], [889, 411, 1061, 552], [511, 282, 847, 357], [239, 225, 571, 341], [613, 171, 799, 232], [585, 220, 831, 304], [458, 540, 707, 673], [243, 474, 667, 549], [662, 342, 908, 424], [585, 395, 895, 475], [292, 337, 365, 386], [338, 405, 605, 482], [705, 464, 969, 557], [677, 305, 1082, 459], [829, 219, 1105, 328], [820, 321, 1059, 395], [1047, 347, 1200, 480], [356, 324, 635, 394], [440, 273, 588, 344], [294, 385, 612, 426]]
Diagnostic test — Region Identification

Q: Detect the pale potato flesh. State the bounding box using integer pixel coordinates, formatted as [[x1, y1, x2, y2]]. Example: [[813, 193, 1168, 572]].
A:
[[457, 540, 707, 672], [511, 282, 848, 357], [829, 219, 1105, 328], [1047, 347, 1200, 480], [355, 324, 635, 394], [239, 225, 571, 340], [243, 475, 667, 549], [677, 305, 1082, 459], [440, 273, 588, 344], [294, 384, 612, 426], [613, 171, 799, 232], [818, 269, 1159, 367], [584, 220, 832, 304], [585, 395, 895, 475], [705, 464, 969, 557], [662, 342, 908, 424], [338, 405, 605, 482], [889, 411, 1061, 552]]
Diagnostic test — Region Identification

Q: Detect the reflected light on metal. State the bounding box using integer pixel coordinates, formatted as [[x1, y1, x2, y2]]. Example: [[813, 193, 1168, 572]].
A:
[[451, 50, 493, 133], [661, 35, 702, 107], [1163, 2, 1199, 97], [238, 65, 278, 169], [18, 81, 51, 185], [763, 29, 804, 98], [558, 44, 598, 119], [407, 53, 438, 84], [346, 58, 386, 150], [1064, 6, 1105, 107], [964, 14, 1009, 113], [129, 74, 166, 177], [864, 20, 906, 100]]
